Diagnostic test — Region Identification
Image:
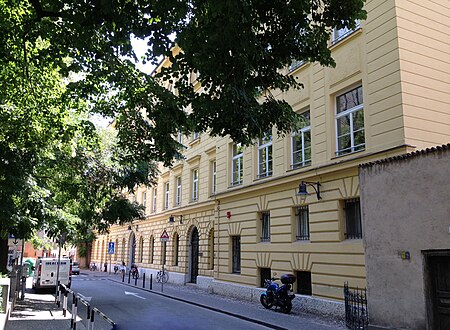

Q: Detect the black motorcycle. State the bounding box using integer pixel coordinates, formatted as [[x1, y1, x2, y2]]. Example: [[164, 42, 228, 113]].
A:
[[260, 274, 296, 314]]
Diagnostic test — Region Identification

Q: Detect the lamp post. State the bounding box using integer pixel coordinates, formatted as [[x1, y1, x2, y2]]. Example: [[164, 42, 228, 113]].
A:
[[297, 181, 322, 202]]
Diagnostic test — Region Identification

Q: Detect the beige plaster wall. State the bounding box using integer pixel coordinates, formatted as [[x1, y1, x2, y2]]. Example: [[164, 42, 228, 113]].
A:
[[359, 147, 450, 329]]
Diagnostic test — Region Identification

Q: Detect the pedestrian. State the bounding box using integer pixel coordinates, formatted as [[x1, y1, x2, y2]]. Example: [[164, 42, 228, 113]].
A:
[[104, 262, 107, 272]]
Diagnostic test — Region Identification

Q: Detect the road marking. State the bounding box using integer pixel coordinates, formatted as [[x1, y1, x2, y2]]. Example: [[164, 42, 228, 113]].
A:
[[124, 291, 146, 300], [77, 293, 92, 302]]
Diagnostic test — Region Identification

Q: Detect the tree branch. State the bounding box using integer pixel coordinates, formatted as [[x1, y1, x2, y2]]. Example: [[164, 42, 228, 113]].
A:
[[29, 0, 63, 20]]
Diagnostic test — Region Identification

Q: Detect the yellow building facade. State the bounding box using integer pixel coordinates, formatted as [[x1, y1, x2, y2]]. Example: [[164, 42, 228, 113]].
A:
[[91, 0, 450, 314]]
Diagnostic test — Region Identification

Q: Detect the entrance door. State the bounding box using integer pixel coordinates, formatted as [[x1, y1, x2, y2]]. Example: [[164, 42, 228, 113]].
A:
[[430, 256, 450, 329], [190, 228, 199, 283]]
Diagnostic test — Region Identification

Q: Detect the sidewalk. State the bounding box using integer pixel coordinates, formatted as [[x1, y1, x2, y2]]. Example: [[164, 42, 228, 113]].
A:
[[5, 279, 85, 330], [5, 270, 346, 330]]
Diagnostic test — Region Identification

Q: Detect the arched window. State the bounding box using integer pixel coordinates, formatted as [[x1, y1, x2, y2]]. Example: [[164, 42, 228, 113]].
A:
[[149, 236, 154, 264], [139, 237, 144, 263], [173, 233, 179, 266], [208, 229, 214, 270], [121, 238, 126, 262]]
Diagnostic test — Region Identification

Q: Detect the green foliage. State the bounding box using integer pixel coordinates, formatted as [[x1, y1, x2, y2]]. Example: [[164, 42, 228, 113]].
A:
[[0, 0, 366, 269]]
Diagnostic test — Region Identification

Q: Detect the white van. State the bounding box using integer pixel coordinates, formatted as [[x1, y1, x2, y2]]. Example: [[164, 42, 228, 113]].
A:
[[32, 257, 72, 291]]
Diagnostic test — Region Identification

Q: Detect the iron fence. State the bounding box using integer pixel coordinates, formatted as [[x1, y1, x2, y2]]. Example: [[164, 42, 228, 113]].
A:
[[344, 282, 369, 329]]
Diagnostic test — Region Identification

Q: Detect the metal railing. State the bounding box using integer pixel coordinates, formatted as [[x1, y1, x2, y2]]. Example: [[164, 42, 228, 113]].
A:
[[344, 282, 369, 329], [58, 283, 116, 330]]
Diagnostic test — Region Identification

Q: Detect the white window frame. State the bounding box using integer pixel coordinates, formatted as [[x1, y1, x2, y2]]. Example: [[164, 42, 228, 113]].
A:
[[164, 182, 169, 210], [332, 20, 360, 44], [152, 188, 157, 213], [335, 86, 365, 156], [193, 132, 200, 141], [175, 176, 182, 206], [291, 110, 311, 169], [192, 169, 199, 201], [211, 161, 217, 195], [232, 143, 244, 186], [177, 132, 183, 144], [257, 133, 273, 178]]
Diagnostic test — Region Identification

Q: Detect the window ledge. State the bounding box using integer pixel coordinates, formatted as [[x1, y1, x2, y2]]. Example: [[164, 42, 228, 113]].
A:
[[188, 138, 201, 147], [332, 148, 365, 161]]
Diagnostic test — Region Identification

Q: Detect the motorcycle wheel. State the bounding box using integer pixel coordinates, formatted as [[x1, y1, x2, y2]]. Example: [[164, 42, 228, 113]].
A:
[[260, 295, 273, 309], [281, 300, 292, 314]]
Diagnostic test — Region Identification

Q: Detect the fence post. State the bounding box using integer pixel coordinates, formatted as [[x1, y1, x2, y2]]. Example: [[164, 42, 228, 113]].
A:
[[71, 292, 76, 329], [150, 274, 152, 290], [73, 296, 78, 330], [63, 288, 67, 317], [86, 305, 91, 330], [142, 273, 146, 288], [90, 308, 95, 330]]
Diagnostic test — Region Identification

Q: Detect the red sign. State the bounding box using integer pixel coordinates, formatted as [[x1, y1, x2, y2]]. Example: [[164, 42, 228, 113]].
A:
[[160, 230, 169, 242]]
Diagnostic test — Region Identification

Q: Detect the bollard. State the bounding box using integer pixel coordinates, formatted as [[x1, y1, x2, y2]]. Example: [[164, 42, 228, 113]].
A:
[[142, 273, 146, 288], [150, 274, 152, 290], [128, 271, 131, 284], [56, 281, 60, 307], [134, 273, 138, 285], [122, 270, 125, 282]]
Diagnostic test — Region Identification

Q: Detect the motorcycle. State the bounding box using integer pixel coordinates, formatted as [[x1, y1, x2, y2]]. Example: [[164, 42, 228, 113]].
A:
[[260, 274, 296, 314], [113, 264, 119, 274]]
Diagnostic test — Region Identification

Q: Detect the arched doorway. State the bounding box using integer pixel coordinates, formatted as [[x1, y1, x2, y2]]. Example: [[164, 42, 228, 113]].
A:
[[190, 227, 199, 283], [129, 232, 136, 265]]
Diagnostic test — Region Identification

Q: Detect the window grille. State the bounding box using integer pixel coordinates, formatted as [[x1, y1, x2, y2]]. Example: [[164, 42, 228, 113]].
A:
[[344, 198, 362, 239], [296, 206, 310, 240], [232, 236, 241, 273], [261, 212, 271, 242]]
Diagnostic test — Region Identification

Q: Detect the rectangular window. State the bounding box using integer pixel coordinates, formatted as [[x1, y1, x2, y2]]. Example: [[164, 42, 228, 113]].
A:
[[211, 161, 217, 195], [344, 198, 362, 239], [193, 132, 200, 140], [291, 110, 311, 169], [177, 132, 183, 144], [296, 271, 312, 295], [296, 206, 310, 240], [261, 212, 271, 242], [257, 133, 273, 178], [232, 236, 241, 274], [332, 20, 360, 44], [336, 86, 365, 156], [192, 169, 199, 201], [174, 234, 179, 266], [164, 182, 169, 210], [232, 143, 244, 186], [142, 192, 147, 214], [152, 188, 157, 213], [260, 267, 272, 288], [289, 59, 305, 72], [175, 176, 182, 206]]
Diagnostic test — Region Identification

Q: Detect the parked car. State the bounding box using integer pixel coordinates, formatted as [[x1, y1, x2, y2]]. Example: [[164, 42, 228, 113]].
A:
[[72, 261, 80, 275]]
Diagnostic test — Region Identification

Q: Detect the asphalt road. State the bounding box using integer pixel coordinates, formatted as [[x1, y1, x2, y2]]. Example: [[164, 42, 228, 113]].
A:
[[71, 274, 271, 330]]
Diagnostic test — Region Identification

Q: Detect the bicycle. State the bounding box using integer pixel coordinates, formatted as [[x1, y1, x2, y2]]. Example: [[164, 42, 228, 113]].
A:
[[156, 268, 169, 283], [89, 263, 97, 271]]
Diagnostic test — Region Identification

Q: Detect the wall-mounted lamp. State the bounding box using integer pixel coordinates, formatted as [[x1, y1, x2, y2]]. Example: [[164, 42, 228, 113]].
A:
[[168, 215, 183, 224], [297, 181, 322, 202]]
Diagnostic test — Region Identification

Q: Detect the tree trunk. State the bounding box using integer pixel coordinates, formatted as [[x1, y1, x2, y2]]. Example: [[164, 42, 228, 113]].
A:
[[0, 237, 9, 274]]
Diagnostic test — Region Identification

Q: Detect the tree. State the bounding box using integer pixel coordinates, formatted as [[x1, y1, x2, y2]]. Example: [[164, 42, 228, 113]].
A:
[[1, 0, 366, 162], [0, 0, 366, 271]]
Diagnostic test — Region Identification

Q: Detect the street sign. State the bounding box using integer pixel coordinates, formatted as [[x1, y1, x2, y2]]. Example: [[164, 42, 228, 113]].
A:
[[108, 242, 115, 254], [160, 230, 169, 242]]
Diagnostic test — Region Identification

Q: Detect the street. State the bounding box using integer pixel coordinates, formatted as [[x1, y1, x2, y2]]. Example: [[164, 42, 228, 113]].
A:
[[72, 274, 270, 330]]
